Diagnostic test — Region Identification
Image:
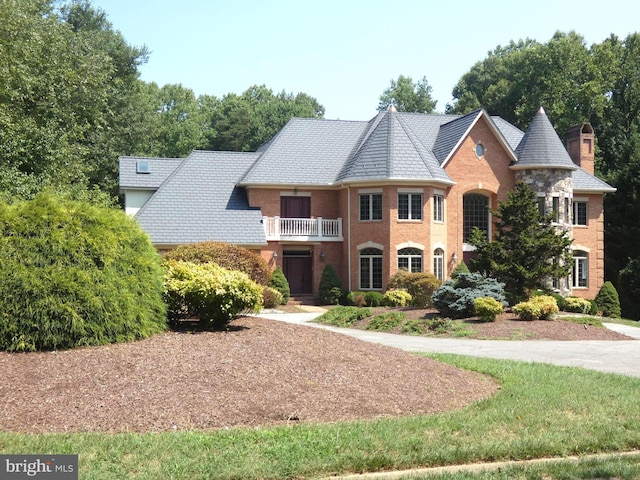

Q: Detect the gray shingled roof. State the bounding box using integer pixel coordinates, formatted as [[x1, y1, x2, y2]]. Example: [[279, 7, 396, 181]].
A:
[[239, 117, 369, 186], [119, 156, 183, 190], [572, 168, 616, 193], [433, 110, 482, 163], [134, 151, 266, 246], [513, 107, 577, 170]]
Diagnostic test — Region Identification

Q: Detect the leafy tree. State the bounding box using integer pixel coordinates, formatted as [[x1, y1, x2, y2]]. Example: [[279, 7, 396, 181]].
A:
[[617, 257, 640, 321], [469, 183, 573, 302], [447, 32, 599, 135], [378, 75, 437, 113], [0, 193, 166, 351], [203, 85, 324, 152]]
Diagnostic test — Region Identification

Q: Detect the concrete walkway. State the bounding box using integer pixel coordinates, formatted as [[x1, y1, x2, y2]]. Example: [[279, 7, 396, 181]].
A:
[[256, 310, 640, 378]]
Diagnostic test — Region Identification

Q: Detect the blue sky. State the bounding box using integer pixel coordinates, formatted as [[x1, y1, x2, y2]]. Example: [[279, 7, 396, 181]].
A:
[[93, 0, 639, 120]]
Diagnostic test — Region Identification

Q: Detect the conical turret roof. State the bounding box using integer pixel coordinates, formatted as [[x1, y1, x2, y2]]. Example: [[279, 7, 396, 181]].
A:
[[513, 107, 577, 170]]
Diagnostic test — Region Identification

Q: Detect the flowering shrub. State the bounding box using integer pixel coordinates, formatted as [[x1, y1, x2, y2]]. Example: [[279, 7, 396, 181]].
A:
[[163, 260, 263, 328], [513, 295, 559, 321], [382, 290, 413, 307], [473, 297, 504, 322]]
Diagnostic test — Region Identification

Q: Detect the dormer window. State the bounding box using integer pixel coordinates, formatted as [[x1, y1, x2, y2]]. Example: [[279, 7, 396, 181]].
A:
[[136, 160, 150, 174], [475, 142, 485, 158]]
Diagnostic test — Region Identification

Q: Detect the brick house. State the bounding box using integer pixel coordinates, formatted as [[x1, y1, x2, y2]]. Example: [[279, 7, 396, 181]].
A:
[[119, 107, 614, 299]]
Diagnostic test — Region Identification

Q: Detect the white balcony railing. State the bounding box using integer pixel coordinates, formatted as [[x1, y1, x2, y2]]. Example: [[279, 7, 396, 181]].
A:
[[263, 216, 343, 241]]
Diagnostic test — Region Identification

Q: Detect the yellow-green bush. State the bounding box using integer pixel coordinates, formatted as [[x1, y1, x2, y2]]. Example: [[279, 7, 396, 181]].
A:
[[262, 286, 284, 309], [473, 296, 503, 322], [0, 194, 166, 352], [513, 295, 559, 321], [564, 296, 592, 314], [163, 260, 262, 328], [382, 289, 413, 307]]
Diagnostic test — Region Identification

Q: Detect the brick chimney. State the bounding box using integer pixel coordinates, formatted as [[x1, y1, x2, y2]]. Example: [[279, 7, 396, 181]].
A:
[[566, 123, 595, 175]]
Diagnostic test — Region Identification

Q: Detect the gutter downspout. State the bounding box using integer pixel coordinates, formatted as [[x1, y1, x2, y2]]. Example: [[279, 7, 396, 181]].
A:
[[347, 186, 352, 292]]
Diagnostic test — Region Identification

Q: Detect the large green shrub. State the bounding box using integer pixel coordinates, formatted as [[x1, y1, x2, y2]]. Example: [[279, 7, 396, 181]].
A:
[[268, 266, 290, 304], [163, 260, 262, 329], [432, 273, 507, 319], [163, 241, 271, 285], [319, 264, 342, 305], [0, 194, 167, 351], [595, 281, 621, 318], [387, 271, 441, 307]]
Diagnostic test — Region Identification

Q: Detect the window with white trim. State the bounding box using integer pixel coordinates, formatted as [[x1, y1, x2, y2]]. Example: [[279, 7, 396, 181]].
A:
[[433, 193, 444, 222], [572, 251, 588, 288], [360, 248, 383, 289], [433, 248, 444, 280], [397, 247, 423, 273], [398, 193, 422, 220], [359, 193, 382, 221], [573, 200, 587, 226]]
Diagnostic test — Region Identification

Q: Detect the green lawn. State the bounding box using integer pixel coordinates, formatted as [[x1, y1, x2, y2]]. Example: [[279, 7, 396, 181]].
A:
[[2, 355, 639, 479]]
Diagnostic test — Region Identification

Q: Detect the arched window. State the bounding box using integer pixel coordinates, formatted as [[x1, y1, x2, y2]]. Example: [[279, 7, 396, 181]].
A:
[[360, 248, 383, 290], [398, 247, 423, 273], [463, 193, 489, 242], [433, 248, 444, 280], [572, 250, 588, 288]]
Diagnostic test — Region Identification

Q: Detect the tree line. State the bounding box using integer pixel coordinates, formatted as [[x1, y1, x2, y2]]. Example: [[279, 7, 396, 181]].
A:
[[2, 1, 640, 301]]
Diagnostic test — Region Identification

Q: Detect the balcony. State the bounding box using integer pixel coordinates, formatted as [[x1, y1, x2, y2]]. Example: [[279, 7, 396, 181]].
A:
[[263, 216, 343, 242]]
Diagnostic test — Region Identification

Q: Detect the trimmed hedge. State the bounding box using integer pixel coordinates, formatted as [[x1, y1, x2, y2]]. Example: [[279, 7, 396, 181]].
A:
[[163, 241, 271, 285], [0, 194, 167, 351]]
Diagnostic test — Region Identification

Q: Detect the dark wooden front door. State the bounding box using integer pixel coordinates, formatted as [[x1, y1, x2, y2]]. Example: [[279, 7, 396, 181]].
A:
[[281, 196, 311, 218], [283, 251, 312, 294]]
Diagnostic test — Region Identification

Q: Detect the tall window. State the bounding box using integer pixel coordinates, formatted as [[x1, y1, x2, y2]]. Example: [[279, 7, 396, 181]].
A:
[[433, 248, 444, 280], [359, 193, 382, 221], [463, 194, 489, 242], [360, 248, 383, 289], [552, 197, 560, 222], [537, 196, 546, 216], [433, 194, 444, 222], [572, 251, 588, 288], [397, 247, 423, 272], [564, 198, 570, 224], [398, 193, 422, 220], [573, 201, 587, 226]]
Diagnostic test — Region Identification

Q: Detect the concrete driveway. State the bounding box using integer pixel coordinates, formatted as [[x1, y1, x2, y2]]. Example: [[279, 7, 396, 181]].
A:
[[256, 311, 640, 378]]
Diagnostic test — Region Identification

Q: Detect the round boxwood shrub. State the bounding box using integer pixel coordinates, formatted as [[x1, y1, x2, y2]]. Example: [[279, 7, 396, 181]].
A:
[[382, 290, 412, 307], [0, 194, 167, 351], [268, 266, 290, 304], [163, 241, 270, 285]]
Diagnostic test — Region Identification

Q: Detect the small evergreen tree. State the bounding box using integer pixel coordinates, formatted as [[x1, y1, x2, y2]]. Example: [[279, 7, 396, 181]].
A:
[[594, 281, 621, 318], [469, 182, 573, 303], [451, 260, 470, 278], [319, 264, 342, 305], [268, 266, 290, 304]]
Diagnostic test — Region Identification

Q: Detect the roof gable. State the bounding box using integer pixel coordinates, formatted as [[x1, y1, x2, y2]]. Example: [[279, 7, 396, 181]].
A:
[[119, 156, 183, 191]]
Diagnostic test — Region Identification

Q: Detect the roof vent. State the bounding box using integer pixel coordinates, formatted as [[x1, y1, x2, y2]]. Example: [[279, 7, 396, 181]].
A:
[[136, 160, 150, 174]]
